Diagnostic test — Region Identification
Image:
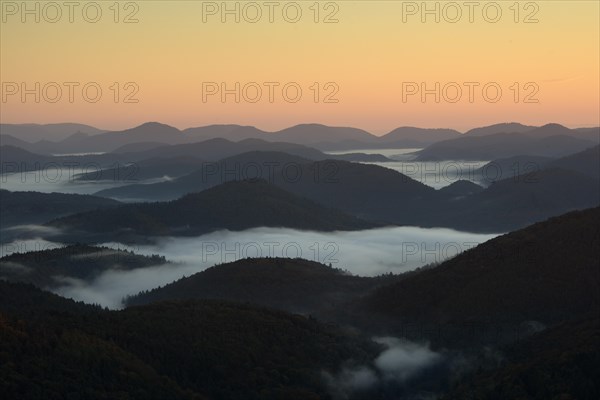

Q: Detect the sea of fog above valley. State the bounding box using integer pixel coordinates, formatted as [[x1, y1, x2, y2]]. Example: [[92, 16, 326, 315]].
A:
[[1, 148, 492, 195], [0, 167, 173, 195], [1, 226, 499, 309], [115, 226, 499, 275], [325, 148, 490, 189]]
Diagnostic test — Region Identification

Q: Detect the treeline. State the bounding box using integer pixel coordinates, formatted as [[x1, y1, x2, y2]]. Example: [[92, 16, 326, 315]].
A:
[[0, 281, 380, 400]]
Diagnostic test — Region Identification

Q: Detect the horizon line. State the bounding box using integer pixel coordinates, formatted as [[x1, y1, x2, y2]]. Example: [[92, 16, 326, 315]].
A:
[[2, 120, 600, 137]]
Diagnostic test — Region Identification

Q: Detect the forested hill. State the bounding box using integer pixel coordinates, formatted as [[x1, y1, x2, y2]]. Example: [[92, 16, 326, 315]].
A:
[[48, 179, 379, 242], [0, 280, 380, 400], [126, 257, 401, 315], [362, 207, 600, 342], [0, 244, 167, 288]]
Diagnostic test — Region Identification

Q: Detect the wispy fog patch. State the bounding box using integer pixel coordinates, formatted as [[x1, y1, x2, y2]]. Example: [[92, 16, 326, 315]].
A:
[[4, 224, 63, 235], [2, 227, 497, 309], [1, 239, 64, 257], [0, 261, 32, 275], [103, 226, 498, 276], [324, 366, 378, 394], [374, 337, 441, 382], [1, 225, 65, 246], [323, 338, 443, 399], [51, 262, 203, 309], [0, 168, 130, 194]]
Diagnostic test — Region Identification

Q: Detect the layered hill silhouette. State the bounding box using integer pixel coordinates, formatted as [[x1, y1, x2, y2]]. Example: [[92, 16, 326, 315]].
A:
[[95, 155, 448, 226], [93, 151, 324, 200], [1, 137, 392, 181], [0, 123, 106, 142], [122, 137, 327, 161], [0, 144, 127, 174], [439, 167, 599, 231], [474, 154, 554, 184], [4, 121, 598, 155], [93, 151, 599, 232], [49, 179, 378, 242], [474, 144, 599, 184], [0, 190, 120, 231], [73, 156, 207, 182], [2, 122, 381, 153], [0, 145, 55, 170], [119, 137, 393, 164], [548, 144, 600, 180], [417, 124, 598, 161], [378, 127, 461, 147], [464, 122, 536, 136]]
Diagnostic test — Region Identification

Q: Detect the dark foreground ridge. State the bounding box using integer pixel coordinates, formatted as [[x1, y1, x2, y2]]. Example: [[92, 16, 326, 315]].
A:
[[0, 280, 380, 400]]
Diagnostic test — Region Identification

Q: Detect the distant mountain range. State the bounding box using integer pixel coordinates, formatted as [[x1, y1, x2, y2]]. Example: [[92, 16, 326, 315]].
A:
[[474, 144, 600, 183], [0, 137, 394, 180], [2, 145, 597, 235], [2, 124, 598, 236], [0, 123, 107, 142], [416, 124, 599, 161], [3, 121, 597, 154]]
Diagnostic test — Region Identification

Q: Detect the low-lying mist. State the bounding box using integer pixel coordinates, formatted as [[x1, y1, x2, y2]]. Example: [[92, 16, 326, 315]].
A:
[[323, 337, 504, 400], [53, 262, 201, 309], [116, 226, 499, 276], [324, 337, 448, 400], [6, 226, 498, 309]]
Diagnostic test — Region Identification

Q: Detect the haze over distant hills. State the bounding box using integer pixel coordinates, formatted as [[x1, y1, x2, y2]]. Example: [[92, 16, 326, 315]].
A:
[[0, 189, 120, 231], [473, 144, 600, 183], [416, 124, 599, 161], [2, 140, 597, 234], [464, 122, 538, 136], [0, 123, 107, 142], [1, 117, 599, 399], [3, 121, 597, 154], [0, 136, 392, 180], [90, 147, 599, 232]]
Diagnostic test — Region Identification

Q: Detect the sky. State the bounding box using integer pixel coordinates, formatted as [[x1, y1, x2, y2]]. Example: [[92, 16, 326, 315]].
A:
[[1, 0, 599, 134]]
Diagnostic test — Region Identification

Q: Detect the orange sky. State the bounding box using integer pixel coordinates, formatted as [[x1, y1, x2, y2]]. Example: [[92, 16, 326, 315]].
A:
[[1, 0, 599, 134]]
